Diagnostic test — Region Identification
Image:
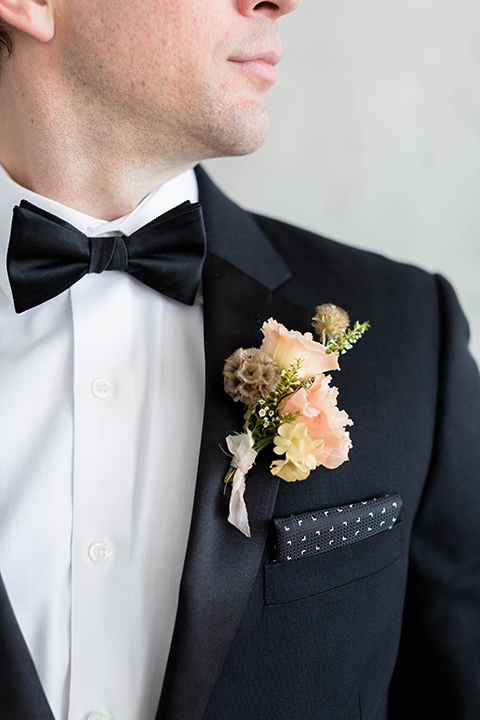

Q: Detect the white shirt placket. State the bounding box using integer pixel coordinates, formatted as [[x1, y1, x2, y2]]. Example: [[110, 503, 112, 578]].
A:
[[69, 272, 136, 720]]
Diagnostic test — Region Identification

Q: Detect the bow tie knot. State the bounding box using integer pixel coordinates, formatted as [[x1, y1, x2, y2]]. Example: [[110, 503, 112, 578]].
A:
[[7, 198, 207, 313], [88, 235, 129, 274]]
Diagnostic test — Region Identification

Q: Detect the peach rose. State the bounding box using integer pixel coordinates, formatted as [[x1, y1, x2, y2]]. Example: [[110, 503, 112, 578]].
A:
[[260, 318, 339, 382], [281, 374, 353, 469]]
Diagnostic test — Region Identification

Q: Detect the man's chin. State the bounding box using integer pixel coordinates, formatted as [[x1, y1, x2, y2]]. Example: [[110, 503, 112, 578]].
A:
[[232, 126, 270, 157], [207, 105, 270, 159]]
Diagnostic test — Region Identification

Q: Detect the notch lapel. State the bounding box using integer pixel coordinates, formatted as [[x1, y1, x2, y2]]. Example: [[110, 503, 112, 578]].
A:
[[157, 170, 311, 720]]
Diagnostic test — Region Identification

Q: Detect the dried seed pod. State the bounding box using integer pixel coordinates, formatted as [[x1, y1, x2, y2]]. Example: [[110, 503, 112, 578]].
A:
[[312, 304, 350, 344], [223, 347, 280, 405]]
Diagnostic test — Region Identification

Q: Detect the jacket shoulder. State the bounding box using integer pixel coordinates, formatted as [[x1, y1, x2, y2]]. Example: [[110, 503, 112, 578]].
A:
[[250, 211, 439, 316]]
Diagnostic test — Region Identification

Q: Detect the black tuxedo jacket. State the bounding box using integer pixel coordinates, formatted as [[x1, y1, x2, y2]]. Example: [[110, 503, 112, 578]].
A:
[[1, 168, 480, 720]]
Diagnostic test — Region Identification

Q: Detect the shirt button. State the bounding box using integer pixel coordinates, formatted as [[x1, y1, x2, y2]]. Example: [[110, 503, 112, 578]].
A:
[[89, 541, 113, 565], [91, 378, 112, 399], [87, 713, 111, 720]]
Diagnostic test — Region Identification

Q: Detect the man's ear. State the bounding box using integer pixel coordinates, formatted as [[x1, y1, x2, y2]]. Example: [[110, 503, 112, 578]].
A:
[[0, 0, 54, 43]]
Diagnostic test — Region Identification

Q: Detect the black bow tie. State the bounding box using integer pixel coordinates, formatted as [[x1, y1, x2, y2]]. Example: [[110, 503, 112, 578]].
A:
[[7, 199, 207, 313]]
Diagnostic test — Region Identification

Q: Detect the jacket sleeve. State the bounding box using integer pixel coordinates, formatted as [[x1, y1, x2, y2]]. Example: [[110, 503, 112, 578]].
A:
[[389, 275, 480, 718]]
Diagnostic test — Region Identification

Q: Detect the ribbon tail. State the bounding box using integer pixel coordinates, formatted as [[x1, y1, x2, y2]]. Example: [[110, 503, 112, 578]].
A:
[[228, 467, 251, 538]]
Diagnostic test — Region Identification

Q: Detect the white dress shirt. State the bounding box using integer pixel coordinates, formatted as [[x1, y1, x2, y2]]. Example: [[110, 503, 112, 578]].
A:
[[0, 165, 205, 720]]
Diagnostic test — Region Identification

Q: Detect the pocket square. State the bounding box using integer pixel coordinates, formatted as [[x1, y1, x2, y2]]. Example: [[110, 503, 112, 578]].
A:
[[273, 493, 402, 562]]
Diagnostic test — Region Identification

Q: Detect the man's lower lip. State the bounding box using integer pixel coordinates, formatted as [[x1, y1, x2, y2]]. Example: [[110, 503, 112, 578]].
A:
[[231, 59, 277, 85]]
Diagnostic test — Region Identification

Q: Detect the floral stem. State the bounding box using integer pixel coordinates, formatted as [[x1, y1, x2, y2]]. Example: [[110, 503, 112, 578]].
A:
[[223, 467, 236, 486], [243, 405, 253, 432], [254, 437, 275, 453]]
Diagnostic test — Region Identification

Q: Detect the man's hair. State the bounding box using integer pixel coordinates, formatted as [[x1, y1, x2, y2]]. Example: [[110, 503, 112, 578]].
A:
[[0, 19, 13, 59]]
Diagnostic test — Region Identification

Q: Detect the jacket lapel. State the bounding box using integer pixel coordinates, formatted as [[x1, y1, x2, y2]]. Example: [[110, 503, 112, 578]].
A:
[[157, 169, 309, 720], [0, 574, 54, 719]]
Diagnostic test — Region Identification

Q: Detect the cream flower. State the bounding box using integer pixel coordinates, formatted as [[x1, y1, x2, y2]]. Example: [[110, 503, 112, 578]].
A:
[[270, 423, 323, 482], [270, 457, 312, 482], [281, 374, 353, 469], [260, 318, 339, 381]]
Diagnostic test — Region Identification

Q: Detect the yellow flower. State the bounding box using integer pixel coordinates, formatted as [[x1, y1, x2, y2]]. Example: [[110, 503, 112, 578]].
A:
[[270, 423, 323, 482], [270, 457, 312, 482]]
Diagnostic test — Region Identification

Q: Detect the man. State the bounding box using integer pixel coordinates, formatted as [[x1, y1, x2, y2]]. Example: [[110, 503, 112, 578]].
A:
[[0, 1, 479, 720]]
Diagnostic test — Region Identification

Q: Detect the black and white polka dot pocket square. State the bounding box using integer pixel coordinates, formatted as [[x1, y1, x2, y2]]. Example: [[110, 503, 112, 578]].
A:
[[273, 493, 402, 562]]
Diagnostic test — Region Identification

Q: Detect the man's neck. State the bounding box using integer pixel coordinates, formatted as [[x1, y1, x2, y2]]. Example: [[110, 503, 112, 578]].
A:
[[0, 69, 195, 221]]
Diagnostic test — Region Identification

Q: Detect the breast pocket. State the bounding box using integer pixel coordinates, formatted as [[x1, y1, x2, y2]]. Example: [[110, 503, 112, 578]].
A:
[[264, 517, 403, 606]]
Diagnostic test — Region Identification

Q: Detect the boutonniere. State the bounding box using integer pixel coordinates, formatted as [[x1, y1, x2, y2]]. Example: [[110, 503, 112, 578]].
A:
[[222, 304, 369, 537]]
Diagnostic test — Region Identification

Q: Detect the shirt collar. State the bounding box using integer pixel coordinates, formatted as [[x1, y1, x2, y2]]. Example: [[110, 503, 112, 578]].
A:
[[0, 164, 198, 308]]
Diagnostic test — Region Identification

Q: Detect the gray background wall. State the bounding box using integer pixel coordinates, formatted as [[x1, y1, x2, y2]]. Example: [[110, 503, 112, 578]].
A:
[[205, 0, 480, 365]]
